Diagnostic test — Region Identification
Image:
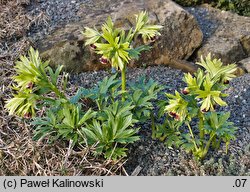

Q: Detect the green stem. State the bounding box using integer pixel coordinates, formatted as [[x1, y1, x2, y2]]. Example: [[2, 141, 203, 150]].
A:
[[201, 133, 216, 159], [43, 75, 67, 99], [151, 112, 156, 139], [50, 84, 67, 99], [186, 122, 199, 151], [198, 111, 205, 148], [212, 137, 220, 150], [121, 66, 126, 102]]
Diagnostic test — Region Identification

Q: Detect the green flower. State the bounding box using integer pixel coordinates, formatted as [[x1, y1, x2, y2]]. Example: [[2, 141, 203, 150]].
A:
[[165, 91, 189, 121], [195, 75, 227, 111], [5, 91, 38, 118]]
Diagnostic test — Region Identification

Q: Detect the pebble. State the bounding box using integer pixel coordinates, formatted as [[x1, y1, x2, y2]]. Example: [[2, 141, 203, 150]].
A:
[[185, 7, 220, 42]]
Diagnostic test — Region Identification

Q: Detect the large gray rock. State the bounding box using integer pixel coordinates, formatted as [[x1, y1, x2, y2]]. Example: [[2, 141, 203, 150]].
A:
[[238, 57, 250, 73], [195, 5, 250, 65], [36, 0, 202, 73]]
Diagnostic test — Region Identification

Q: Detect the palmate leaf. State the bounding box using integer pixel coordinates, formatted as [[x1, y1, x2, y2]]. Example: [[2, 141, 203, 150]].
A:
[[32, 103, 97, 146], [128, 75, 163, 93], [60, 104, 96, 130], [102, 29, 115, 46], [181, 142, 196, 153], [83, 11, 162, 72], [78, 108, 96, 126], [195, 75, 227, 111], [128, 45, 151, 60], [70, 74, 121, 110], [5, 91, 37, 117], [196, 53, 237, 83], [83, 27, 101, 45], [104, 147, 127, 160], [127, 76, 163, 121], [32, 110, 58, 141], [101, 16, 121, 39], [97, 74, 120, 94], [113, 42, 130, 70], [95, 34, 130, 70], [204, 112, 237, 136], [138, 25, 162, 42], [6, 47, 68, 118], [95, 43, 113, 56], [81, 101, 139, 160], [135, 11, 149, 32], [184, 70, 204, 92], [47, 65, 64, 86], [154, 117, 182, 144], [13, 47, 49, 91], [112, 52, 124, 70], [134, 11, 163, 42], [130, 90, 153, 120], [204, 112, 237, 153]]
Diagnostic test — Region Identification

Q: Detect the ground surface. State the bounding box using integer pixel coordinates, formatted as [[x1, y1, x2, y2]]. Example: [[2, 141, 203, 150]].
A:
[[0, 0, 249, 175]]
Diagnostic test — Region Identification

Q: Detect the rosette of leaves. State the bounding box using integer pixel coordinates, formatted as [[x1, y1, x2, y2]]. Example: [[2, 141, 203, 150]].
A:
[[204, 112, 237, 153], [127, 76, 164, 122], [32, 104, 96, 145], [70, 74, 122, 110], [81, 101, 140, 160], [71, 74, 163, 122], [156, 54, 238, 160], [83, 11, 162, 101]]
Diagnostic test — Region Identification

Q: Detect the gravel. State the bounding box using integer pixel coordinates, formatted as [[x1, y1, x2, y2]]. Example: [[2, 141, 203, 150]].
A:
[[184, 7, 221, 42]]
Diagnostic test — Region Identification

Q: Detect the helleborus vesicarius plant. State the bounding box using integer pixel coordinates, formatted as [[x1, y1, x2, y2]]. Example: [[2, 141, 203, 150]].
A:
[[155, 54, 238, 160], [83, 11, 163, 101], [5, 48, 142, 160], [5, 47, 68, 118]]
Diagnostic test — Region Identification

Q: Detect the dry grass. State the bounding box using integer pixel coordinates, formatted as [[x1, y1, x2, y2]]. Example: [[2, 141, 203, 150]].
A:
[[0, 111, 126, 175], [0, 1, 126, 176], [0, 0, 31, 40], [0, 0, 49, 41]]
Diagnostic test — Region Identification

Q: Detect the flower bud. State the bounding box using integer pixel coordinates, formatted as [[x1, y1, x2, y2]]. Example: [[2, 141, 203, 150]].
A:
[[24, 112, 31, 119], [169, 111, 180, 120], [26, 82, 33, 89], [90, 44, 97, 50], [99, 57, 108, 65], [181, 88, 189, 95], [150, 36, 157, 42], [175, 114, 180, 120], [223, 80, 229, 84], [201, 108, 209, 113], [169, 111, 176, 117]]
